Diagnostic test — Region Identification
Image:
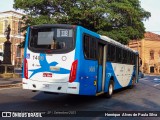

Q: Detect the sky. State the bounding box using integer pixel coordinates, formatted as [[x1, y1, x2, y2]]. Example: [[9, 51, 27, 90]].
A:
[[0, 0, 160, 35], [140, 0, 160, 34]]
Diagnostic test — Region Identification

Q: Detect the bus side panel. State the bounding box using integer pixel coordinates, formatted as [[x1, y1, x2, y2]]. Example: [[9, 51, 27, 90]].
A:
[[78, 60, 98, 95], [104, 62, 135, 92], [128, 62, 138, 86], [104, 62, 122, 92], [74, 26, 99, 96]]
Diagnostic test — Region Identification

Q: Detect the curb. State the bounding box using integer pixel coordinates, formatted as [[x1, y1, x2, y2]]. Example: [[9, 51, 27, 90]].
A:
[[0, 73, 22, 78], [0, 83, 22, 88]]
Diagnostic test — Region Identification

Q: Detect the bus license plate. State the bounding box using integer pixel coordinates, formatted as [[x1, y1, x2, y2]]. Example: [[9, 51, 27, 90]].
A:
[[43, 84, 50, 88]]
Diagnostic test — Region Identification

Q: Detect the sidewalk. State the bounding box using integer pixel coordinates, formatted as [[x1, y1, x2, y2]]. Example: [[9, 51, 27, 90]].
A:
[[0, 78, 22, 87]]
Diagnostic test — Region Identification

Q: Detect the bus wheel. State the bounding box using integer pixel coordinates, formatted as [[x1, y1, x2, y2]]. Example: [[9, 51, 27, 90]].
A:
[[105, 80, 114, 98], [130, 77, 136, 89]]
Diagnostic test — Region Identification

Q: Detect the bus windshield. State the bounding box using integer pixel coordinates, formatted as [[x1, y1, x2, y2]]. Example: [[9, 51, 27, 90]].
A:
[[29, 27, 75, 53]]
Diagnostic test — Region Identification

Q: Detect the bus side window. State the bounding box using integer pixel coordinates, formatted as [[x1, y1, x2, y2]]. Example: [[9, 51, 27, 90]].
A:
[[107, 44, 116, 62], [107, 44, 111, 61], [130, 53, 134, 64], [90, 38, 97, 59], [122, 49, 127, 63], [133, 54, 136, 65], [83, 35, 97, 60], [84, 35, 90, 58], [110, 45, 115, 62], [127, 52, 130, 64], [116, 47, 122, 63]]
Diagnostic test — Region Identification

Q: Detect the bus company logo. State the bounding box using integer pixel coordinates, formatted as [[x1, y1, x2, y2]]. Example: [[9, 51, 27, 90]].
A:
[[128, 68, 130, 72], [43, 73, 52, 77], [120, 67, 124, 72]]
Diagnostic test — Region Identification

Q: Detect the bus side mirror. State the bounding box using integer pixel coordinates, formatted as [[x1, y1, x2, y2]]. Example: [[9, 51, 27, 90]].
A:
[[139, 58, 142, 67]]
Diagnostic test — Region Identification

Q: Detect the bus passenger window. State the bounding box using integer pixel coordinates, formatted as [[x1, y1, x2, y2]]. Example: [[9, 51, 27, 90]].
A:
[[107, 44, 115, 62], [107, 44, 111, 61], [122, 50, 127, 63], [116, 47, 122, 63], [110, 45, 115, 62], [84, 35, 90, 58], [130, 53, 133, 64], [83, 35, 97, 60]]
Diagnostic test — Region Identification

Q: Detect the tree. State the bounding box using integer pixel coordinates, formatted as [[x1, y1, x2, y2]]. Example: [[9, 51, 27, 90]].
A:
[[14, 0, 151, 44]]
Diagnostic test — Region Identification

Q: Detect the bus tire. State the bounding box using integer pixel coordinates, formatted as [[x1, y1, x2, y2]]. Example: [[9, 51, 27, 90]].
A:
[[130, 76, 136, 89], [105, 80, 114, 98]]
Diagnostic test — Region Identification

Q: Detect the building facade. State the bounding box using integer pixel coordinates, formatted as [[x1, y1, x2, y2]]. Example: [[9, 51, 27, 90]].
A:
[[128, 32, 160, 74], [0, 11, 24, 68]]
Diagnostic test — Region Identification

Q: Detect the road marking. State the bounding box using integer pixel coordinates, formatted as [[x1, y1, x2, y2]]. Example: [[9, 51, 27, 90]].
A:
[[140, 78, 149, 81], [0, 87, 21, 91], [141, 77, 148, 79], [154, 78, 160, 81], [148, 74, 158, 76], [140, 79, 148, 81], [154, 84, 160, 87]]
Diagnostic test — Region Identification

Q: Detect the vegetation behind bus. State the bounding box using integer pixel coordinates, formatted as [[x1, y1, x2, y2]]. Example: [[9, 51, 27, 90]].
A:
[[14, 0, 150, 45]]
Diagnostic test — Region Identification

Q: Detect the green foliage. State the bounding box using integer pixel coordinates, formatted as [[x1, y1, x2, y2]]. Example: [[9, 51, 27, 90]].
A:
[[14, 0, 151, 44]]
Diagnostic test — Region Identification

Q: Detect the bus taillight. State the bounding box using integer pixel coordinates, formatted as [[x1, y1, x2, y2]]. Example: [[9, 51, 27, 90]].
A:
[[24, 58, 28, 79], [69, 60, 78, 83]]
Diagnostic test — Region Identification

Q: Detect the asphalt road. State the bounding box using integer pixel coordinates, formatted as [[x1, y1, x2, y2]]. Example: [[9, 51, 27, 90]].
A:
[[140, 75, 160, 89], [0, 75, 160, 120]]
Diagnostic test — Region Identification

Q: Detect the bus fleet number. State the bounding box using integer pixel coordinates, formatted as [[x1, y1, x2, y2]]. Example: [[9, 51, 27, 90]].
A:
[[33, 56, 44, 61]]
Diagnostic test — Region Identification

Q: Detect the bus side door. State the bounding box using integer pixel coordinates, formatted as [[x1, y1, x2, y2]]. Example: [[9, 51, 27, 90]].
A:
[[97, 43, 106, 93]]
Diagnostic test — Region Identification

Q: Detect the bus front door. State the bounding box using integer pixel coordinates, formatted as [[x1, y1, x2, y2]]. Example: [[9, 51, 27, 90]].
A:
[[97, 43, 106, 95]]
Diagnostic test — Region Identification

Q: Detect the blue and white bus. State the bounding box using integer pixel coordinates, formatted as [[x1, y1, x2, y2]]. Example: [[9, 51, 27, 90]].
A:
[[22, 24, 139, 98]]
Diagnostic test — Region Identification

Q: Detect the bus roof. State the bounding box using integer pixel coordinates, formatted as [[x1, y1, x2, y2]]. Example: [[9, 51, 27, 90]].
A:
[[100, 35, 137, 53], [31, 24, 76, 28]]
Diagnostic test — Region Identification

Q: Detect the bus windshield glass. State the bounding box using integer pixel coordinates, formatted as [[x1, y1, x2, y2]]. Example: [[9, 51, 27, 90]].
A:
[[29, 27, 75, 53]]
